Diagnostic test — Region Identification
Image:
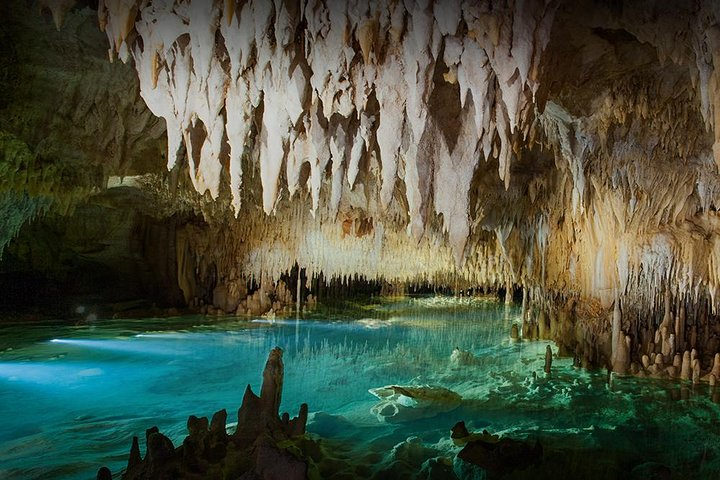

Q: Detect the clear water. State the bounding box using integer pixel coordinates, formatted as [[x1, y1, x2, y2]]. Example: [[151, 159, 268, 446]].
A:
[[0, 296, 719, 479]]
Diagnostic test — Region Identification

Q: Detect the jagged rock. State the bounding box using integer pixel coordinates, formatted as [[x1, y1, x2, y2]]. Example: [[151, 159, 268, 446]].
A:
[[451, 421, 470, 441], [121, 436, 138, 469], [209, 409, 227, 436], [182, 415, 210, 472], [145, 431, 177, 474], [114, 348, 309, 480], [187, 415, 209, 438]]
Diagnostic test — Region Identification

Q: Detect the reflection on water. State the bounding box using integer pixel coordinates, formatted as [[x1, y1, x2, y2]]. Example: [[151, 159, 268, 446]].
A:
[[0, 296, 718, 479]]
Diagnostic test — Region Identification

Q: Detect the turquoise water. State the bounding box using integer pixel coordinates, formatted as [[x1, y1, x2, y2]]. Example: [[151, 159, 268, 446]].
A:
[[0, 296, 718, 479]]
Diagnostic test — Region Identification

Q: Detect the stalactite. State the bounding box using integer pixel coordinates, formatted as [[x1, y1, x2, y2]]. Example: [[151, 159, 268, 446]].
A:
[[90, 0, 557, 273], [17, 0, 720, 378]]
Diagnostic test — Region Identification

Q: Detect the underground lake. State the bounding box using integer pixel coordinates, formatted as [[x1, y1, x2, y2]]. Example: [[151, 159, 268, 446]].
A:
[[1, 297, 719, 479], [6, 0, 720, 478]]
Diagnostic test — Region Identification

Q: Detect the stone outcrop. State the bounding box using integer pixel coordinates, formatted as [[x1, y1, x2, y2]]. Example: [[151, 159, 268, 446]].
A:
[[101, 347, 309, 480]]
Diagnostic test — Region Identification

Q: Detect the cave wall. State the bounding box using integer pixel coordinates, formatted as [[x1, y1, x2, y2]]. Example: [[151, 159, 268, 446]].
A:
[[0, 187, 185, 316]]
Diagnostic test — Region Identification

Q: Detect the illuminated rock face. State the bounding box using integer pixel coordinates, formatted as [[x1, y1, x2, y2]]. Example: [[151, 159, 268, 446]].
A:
[[5, 1, 720, 365], [93, 0, 555, 263], [89, 1, 720, 302]]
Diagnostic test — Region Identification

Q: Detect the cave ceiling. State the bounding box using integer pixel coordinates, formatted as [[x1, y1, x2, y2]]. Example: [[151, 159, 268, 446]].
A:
[[2, 0, 720, 312]]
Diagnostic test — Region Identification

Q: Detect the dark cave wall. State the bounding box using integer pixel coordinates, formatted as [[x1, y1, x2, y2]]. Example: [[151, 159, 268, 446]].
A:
[[0, 188, 185, 316]]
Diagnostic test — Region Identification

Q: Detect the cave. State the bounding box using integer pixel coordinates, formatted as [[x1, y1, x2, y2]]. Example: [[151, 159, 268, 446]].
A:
[[1, 0, 720, 478]]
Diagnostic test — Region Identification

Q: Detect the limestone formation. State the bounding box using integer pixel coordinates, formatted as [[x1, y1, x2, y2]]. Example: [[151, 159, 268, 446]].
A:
[[681, 351, 692, 381], [544, 344, 553, 374], [612, 335, 631, 375], [5, 0, 720, 384], [96, 467, 112, 480], [103, 347, 309, 480], [510, 323, 520, 341]]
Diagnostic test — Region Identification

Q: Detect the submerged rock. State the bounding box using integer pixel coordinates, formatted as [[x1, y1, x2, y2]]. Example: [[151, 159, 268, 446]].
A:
[[450, 347, 479, 366], [451, 421, 470, 441], [369, 385, 462, 423], [450, 421, 501, 447], [457, 434, 543, 476]]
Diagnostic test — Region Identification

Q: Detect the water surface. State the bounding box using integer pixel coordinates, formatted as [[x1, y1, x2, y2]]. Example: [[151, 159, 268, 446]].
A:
[[0, 297, 718, 478]]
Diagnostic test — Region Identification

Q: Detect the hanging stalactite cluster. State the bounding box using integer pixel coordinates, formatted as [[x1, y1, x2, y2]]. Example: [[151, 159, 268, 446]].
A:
[[9, 0, 720, 369]]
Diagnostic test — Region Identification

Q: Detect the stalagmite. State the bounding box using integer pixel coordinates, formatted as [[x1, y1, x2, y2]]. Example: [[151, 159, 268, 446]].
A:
[[692, 359, 701, 384], [611, 297, 621, 366], [681, 351, 692, 380], [296, 267, 301, 314], [544, 345, 553, 374], [712, 353, 720, 379], [105, 348, 309, 479], [511, 323, 519, 341], [613, 334, 631, 375], [537, 310, 548, 339], [642, 355, 651, 370], [654, 354, 664, 367], [675, 304, 686, 351], [522, 314, 532, 340]]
